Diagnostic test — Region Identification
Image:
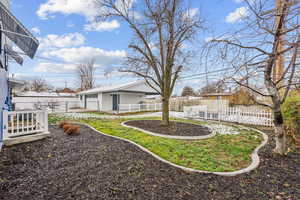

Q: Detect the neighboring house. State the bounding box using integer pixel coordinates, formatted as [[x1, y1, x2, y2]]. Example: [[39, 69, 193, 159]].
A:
[[0, 0, 39, 148], [200, 92, 233, 100], [78, 80, 159, 111], [56, 88, 76, 94]]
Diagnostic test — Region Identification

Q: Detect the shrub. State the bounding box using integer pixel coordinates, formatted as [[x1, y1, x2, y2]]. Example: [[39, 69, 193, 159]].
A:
[[282, 94, 300, 147], [59, 121, 70, 128], [63, 124, 80, 135]]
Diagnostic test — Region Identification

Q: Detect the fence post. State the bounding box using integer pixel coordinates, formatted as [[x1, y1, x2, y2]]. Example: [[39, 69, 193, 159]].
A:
[[65, 102, 69, 113], [43, 109, 49, 133], [2, 110, 8, 140], [129, 104, 131, 112]]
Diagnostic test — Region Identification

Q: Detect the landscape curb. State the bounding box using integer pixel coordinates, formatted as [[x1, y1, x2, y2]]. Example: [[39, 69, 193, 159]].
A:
[[76, 122, 268, 177], [121, 120, 216, 140]]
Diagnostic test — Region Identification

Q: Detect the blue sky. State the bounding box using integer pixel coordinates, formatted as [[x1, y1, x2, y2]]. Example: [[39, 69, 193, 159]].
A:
[[9, 0, 249, 95]]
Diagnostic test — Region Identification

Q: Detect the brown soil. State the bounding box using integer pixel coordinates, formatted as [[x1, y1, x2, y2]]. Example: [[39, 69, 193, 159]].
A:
[[0, 125, 299, 200], [125, 120, 211, 136]]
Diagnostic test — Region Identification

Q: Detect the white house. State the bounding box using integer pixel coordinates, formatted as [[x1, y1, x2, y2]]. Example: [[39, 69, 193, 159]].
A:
[[78, 80, 160, 112]]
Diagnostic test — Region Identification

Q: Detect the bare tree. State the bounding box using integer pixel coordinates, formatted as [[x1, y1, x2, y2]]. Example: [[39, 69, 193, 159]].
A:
[[94, 0, 202, 125], [76, 60, 96, 91], [206, 0, 300, 155], [181, 86, 196, 96], [199, 80, 226, 95], [29, 78, 53, 92]]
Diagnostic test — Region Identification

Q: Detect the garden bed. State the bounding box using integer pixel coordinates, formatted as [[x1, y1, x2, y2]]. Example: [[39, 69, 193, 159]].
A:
[[124, 120, 211, 136], [0, 123, 299, 199]]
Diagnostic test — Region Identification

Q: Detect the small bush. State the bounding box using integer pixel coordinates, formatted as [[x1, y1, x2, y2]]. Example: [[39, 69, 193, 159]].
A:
[[63, 124, 80, 135], [59, 121, 70, 128], [282, 94, 300, 147]]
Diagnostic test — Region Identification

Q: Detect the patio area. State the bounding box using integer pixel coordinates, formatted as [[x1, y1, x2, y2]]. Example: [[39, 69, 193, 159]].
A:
[[0, 120, 299, 199]]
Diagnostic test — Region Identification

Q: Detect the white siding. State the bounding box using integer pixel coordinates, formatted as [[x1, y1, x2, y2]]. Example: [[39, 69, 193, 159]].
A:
[[119, 93, 144, 104], [0, 69, 8, 141], [101, 93, 112, 111]]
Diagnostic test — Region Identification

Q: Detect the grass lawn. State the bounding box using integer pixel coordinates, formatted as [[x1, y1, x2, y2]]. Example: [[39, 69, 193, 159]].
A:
[[51, 115, 263, 172], [83, 110, 160, 116]]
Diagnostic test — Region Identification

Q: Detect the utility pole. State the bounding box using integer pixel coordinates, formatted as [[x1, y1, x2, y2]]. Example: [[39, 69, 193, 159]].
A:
[[273, 0, 285, 85]]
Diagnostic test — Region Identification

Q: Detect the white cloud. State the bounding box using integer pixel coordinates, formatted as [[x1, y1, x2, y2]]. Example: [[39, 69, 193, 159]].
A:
[[36, 0, 99, 21], [225, 7, 249, 23], [31, 27, 41, 35], [38, 33, 85, 50], [183, 8, 199, 21], [186, 8, 199, 18], [37, 0, 137, 31], [34, 62, 77, 73], [41, 47, 126, 67], [84, 20, 120, 32]]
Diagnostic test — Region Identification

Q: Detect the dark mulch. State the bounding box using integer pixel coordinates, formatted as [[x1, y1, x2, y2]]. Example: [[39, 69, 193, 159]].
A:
[[125, 120, 211, 136], [0, 125, 299, 200]]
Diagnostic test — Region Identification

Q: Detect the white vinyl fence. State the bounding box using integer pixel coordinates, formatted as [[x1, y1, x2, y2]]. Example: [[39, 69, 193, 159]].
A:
[[13, 101, 84, 113], [118, 103, 162, 113], [184, 105, 273, 127], [2, 109, 49, 139]]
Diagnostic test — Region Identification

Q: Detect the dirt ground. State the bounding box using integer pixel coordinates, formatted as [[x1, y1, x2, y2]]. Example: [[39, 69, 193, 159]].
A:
[[0, 125, 299, 200], [125, 120, 211, 136]]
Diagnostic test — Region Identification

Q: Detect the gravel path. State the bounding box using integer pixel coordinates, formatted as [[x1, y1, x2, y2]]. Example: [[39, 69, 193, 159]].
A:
[[0, 125, 299, 200]]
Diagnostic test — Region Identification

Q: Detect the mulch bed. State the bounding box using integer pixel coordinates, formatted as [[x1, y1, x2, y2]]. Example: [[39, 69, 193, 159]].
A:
[[0, 125, 299, 200], [125, 120, 211, 136]]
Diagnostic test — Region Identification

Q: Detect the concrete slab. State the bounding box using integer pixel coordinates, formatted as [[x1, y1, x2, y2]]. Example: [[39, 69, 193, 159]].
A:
[[3, 132, 50, 146]]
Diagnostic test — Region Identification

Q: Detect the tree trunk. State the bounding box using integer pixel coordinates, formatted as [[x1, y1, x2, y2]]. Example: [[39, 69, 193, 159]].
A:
[[273, 107, 287, 155], [162, 97, 170, 126]]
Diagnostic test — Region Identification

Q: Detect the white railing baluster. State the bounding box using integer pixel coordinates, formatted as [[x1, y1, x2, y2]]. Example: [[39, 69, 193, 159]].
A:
[[26, 113, 29, 133], [10, 114, 14, 135]]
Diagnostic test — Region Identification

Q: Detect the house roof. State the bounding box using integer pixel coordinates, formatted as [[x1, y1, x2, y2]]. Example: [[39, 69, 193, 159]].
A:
[[15, 91, 77, 97], [201, 92, 233, 97], [56, 88, 76, 93], [78, 80, 159, 95]]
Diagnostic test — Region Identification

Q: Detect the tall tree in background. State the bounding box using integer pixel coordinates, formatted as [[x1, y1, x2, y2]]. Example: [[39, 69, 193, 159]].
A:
[[207, 0, 300, 155], [77, 60, 96, 91], [25, 78, 53, 92], [181, 86, 196, 96], [95, 0, 202, 125], [199, 80, 226, 95]]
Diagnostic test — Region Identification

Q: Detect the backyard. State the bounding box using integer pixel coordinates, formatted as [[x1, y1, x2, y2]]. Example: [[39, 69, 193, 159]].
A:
[[0, 116, 299, 199]]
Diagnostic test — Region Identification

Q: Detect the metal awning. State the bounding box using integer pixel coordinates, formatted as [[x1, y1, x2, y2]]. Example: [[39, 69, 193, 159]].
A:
[[0, 1, 39, 59], [4, 44, 23, 65]]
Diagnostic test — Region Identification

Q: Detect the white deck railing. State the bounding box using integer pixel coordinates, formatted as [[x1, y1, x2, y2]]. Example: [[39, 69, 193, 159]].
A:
[[184, 105, 273, 127], [2, 109, 49, 139], [118, 103, 162, 113]]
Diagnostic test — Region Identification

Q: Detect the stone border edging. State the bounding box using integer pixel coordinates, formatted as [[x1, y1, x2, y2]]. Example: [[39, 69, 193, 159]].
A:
[[75, 122, 268, 176], [121, 120, 216, 140]]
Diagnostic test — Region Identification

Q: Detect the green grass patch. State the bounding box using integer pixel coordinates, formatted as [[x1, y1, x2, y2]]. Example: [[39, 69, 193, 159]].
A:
[[83, 110, 160, 116], [80, 117, 263, 172]]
